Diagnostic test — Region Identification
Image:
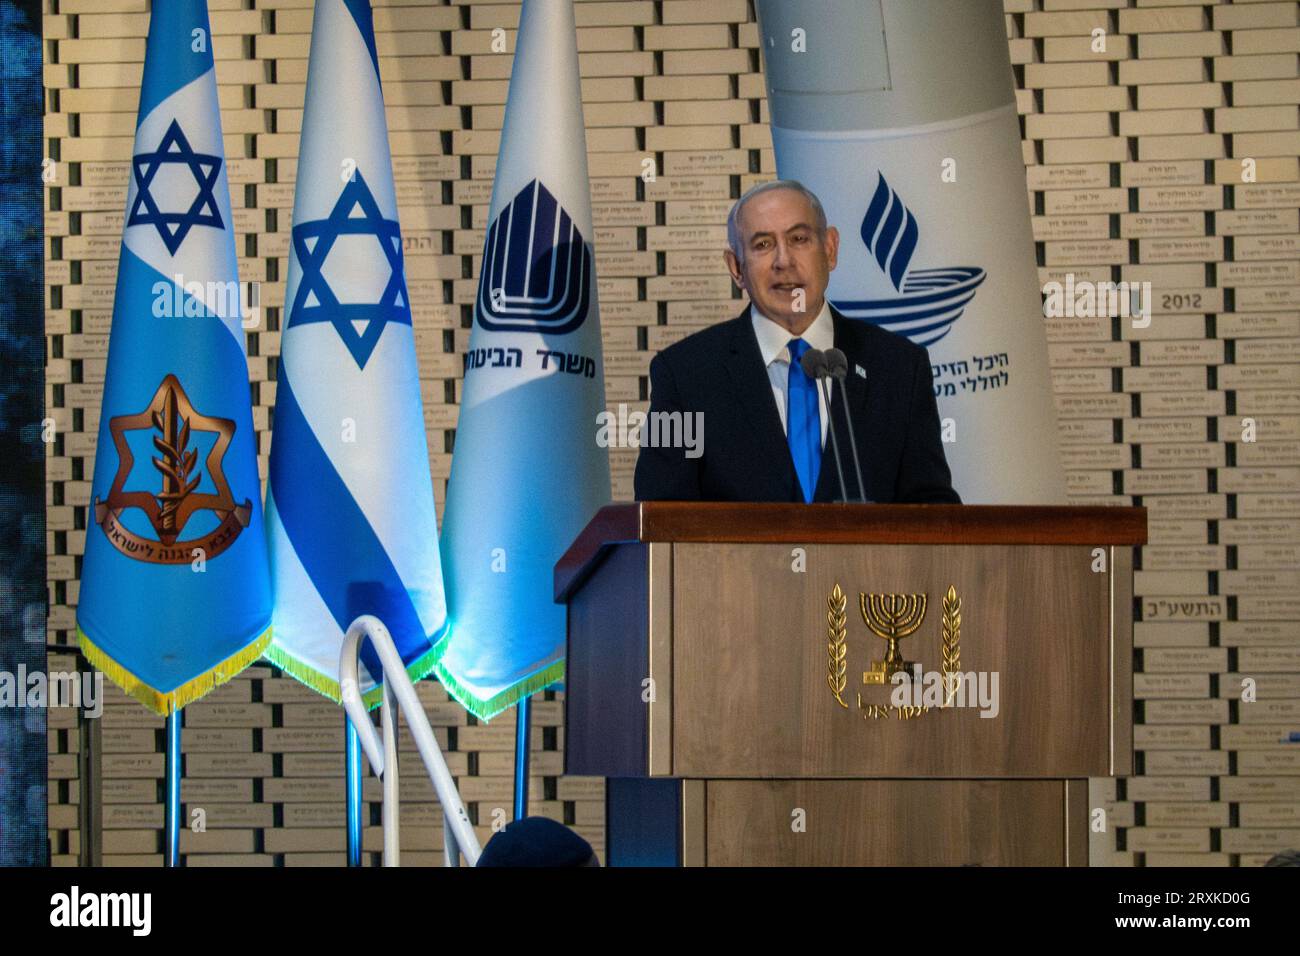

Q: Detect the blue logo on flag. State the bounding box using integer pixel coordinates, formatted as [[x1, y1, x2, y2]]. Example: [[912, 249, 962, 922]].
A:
[[127, 119, 224, 255], [475, 179, 590, 335], [288, 170, 412, 369], [831, 173, 986, 348]]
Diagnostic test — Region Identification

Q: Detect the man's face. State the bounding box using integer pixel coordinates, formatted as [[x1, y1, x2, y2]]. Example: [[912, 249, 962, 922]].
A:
[[724, 188, 839, 331]]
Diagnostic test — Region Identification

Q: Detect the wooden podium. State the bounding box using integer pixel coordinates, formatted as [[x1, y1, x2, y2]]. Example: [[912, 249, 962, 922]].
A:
[[556, 502, 1146, 867]]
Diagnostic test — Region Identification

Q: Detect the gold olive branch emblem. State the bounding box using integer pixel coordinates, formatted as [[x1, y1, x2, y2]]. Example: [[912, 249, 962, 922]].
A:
[[827, 584, 848, 708], [941, 585, 961, 706]]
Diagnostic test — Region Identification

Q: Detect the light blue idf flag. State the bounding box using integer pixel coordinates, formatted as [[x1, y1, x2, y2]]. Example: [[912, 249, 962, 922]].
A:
[[264, 0, 449, 708], [437, 0, 611, 720], [77, 0, 271, 715]]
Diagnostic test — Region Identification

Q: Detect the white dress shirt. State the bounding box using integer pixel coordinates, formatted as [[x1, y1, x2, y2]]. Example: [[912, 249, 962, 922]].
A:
[[751, 301, 833, 450]]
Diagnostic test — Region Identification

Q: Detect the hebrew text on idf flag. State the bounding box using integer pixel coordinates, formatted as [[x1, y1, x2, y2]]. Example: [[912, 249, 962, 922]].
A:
[[77, 0, 272, 715], [437, 0, 612, 720], [758, 0, 1066, 504], [264, 0, 449, 707]]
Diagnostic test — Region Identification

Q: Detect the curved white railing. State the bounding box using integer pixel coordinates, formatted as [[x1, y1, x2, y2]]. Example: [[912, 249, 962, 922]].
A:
[[339, 615, 482, 867]]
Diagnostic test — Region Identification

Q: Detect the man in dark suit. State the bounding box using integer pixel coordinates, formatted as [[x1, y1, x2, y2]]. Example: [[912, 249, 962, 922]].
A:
[[634, 179, 960, 504]]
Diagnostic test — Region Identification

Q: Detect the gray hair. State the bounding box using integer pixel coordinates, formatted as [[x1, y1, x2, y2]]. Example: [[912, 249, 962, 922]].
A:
[[726, 179, 829, 261]]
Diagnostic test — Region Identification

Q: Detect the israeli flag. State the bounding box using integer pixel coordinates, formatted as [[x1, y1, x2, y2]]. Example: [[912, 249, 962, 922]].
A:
[[77, 0, 271, 714], [264, 0, 448, 706], [437, 0, 611, 720]]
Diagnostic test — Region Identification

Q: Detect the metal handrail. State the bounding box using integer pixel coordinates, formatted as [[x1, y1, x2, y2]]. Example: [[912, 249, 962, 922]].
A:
[[339, 615, 482, 867]]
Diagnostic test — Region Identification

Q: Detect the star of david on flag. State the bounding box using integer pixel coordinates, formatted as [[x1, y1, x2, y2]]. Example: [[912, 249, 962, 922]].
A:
[[264, 0, 449, 706], [127, 118, 224, 256], [287, 170, 411, 369]]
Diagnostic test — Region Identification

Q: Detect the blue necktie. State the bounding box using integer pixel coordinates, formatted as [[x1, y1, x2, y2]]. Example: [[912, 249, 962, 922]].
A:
[[786, 338, 821, 503]]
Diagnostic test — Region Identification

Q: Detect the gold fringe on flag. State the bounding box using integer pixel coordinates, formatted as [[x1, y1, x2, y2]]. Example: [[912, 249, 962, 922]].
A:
[[263, 639, 445, 711], [433, 656, 565, 723], [77, 625, 273, 716]]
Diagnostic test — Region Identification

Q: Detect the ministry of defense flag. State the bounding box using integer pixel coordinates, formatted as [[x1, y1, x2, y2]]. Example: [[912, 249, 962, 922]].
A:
[[77, 0, 271, 715], [437, 0, 611, 720], [264, 0, 449, 707]]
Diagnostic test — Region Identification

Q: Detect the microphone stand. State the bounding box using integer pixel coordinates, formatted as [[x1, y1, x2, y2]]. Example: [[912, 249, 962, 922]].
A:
[[832, 367, 869, 504], [817, 376, 849, 503], [800, 349, 851, 505]]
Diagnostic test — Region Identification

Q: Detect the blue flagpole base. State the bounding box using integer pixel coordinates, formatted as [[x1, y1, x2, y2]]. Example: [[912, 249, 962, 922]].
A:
[[513, 695, 532, 820], [164, 710, 182, 867], [346, 714, 363, 866]]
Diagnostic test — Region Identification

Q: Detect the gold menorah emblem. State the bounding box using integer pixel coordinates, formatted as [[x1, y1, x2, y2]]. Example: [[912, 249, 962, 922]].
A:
[[825, 583, 963, 721], [859, 592, 928, 684]]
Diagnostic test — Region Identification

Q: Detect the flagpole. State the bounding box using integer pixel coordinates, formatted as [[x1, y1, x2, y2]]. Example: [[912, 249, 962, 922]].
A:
[[77, 0, 273, 874], [163, 709, 181, 866], [436, 0, 610, 754], [512, 694, 531, 820], [345, 713, 363, 866]]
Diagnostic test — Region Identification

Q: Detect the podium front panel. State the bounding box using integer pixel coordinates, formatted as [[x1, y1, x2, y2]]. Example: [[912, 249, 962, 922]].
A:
[[669, 542, 1129, 779]]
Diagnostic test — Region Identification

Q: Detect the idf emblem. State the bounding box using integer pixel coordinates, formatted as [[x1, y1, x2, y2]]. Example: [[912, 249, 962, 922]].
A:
[[93, 375, 251, 564], [826, 583, 963, 720]]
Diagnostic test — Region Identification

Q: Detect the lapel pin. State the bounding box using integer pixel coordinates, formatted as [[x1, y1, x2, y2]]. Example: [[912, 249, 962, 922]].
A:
[[855, 364, 866, 379]]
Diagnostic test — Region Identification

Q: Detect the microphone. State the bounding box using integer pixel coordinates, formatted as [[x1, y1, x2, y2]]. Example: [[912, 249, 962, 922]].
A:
[[824, 348, 870, 503], [799, 347, 849, 504]]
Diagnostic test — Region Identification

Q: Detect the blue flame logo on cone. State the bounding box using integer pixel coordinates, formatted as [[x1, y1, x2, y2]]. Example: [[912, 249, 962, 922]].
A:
[[832, 173, 985, 348]]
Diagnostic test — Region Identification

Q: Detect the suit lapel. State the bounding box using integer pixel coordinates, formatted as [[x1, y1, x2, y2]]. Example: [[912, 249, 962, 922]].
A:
[[814, 309, 871, 502], [723, 311, 800, 500]]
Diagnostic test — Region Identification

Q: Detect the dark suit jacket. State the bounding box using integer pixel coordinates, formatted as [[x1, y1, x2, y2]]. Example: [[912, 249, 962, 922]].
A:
[[633, 306, 961, 504]]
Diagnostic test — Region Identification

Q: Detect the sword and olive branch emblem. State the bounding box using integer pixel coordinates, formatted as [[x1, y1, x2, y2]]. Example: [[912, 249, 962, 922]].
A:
[[93, 374, 251, 564], [151, 383, 200, 536]]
